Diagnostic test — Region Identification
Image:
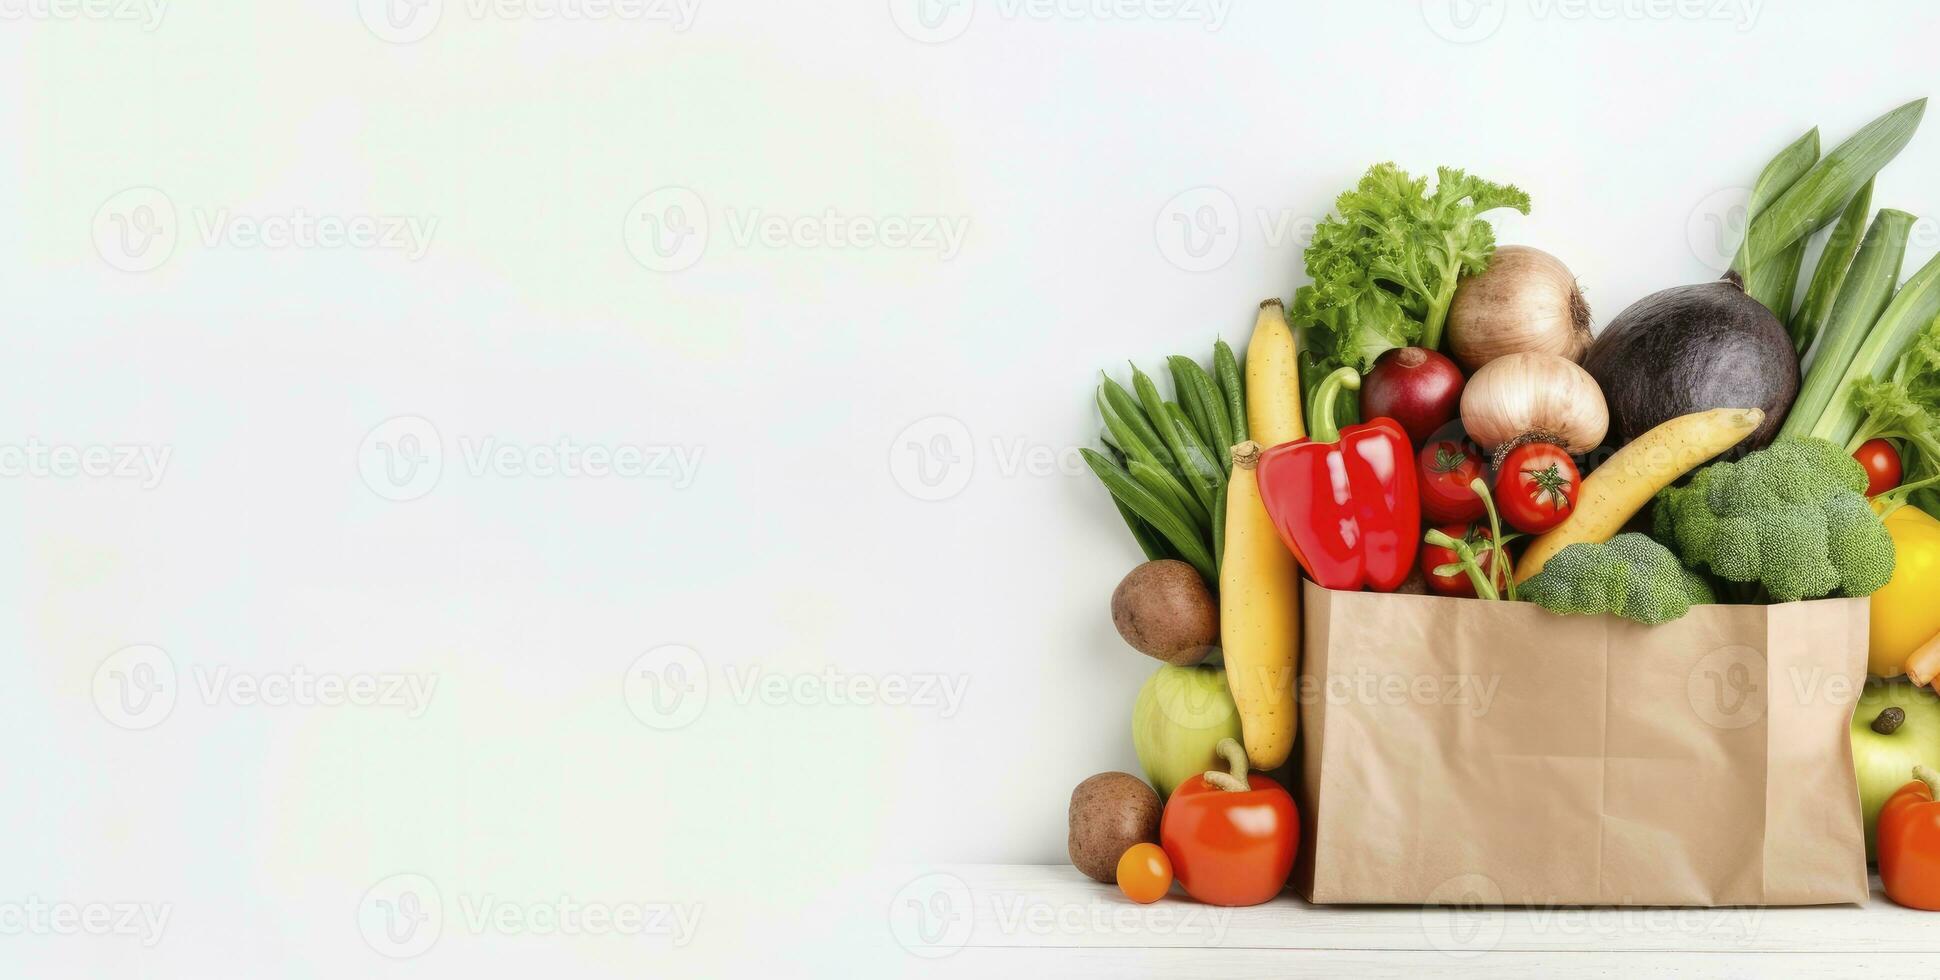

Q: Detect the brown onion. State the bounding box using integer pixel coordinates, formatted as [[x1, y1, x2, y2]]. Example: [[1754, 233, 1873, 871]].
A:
[[1447, 245, 1592, 373]]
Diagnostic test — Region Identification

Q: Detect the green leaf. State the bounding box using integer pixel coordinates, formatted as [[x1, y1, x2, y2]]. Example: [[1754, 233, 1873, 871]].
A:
[[1292, 162, 1529, 367]]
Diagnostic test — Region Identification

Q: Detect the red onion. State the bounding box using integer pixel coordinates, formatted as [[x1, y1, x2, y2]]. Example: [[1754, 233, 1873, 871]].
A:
[[1360, 347, 1465, 448]]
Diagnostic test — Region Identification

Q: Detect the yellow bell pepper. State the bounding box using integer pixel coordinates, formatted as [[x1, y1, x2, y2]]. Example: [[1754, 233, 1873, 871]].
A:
[[1871, 505, 1940, 677]]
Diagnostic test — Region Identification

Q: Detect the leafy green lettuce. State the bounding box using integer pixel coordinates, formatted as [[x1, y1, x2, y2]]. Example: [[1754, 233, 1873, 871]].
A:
[[1850, 318, 1940, 517], [1291, 164, 1529, 420]]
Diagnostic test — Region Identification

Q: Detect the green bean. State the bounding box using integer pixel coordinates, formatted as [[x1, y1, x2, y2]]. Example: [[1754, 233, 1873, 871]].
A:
[[1129, 458, 1210, 530], [1100, 374, 1176, 472], [1172, 355, 1235, 466], [1132, 364, 1194, 484], [1211, 480, 1228, 573], [1112, 496, 1170, 562], [1165, 401, 1226, 508], [1080, 449, 1216, 581], [1214, 339, 1247, 444], [1170, 357, 1218, 450], [1097, 388, 1164, 473]]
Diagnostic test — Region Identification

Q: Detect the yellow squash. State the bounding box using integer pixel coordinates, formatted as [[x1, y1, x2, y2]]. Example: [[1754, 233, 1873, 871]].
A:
[[1871, 505, 1940, 678], [1220, 299, 1304, 771], [1516, 408, 1764, 582]]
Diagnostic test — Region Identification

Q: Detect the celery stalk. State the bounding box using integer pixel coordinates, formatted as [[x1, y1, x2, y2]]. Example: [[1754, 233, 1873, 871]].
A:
[[1734, 99, 1925, 276], [1810, 248, 1940, 448], [1778, 210, 1913, 441], [1791, 180, 1873, 359], [1741, 128, 1819, 321]]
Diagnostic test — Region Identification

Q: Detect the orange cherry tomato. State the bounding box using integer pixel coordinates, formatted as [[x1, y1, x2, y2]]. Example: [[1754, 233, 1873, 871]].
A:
[[1115, 843, 1173, 904]]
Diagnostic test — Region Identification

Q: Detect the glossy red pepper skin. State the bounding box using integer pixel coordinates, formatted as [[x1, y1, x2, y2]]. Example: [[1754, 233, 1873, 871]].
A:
[[1255, 417, 1421, 591], [1160, 772, 1299, 907], [1879, 769, 1940, 911]]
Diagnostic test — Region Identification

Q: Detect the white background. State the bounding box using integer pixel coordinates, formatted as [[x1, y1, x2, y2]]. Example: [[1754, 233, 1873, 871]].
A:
[[3, 0, 1938, 976]]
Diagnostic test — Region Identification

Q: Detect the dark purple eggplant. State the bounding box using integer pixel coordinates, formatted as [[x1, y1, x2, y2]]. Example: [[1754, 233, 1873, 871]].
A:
[[1582, 273, 1798, 455]]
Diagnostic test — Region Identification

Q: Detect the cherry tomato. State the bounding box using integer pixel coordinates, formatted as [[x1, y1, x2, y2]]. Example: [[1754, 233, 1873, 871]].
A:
[[1418, 438, 1486, 524], [1856, 438, 1903, 497], [1419, 522, 1512, 597], [1496, 443, 1579, 534], [1116, 843, 1173, 904]]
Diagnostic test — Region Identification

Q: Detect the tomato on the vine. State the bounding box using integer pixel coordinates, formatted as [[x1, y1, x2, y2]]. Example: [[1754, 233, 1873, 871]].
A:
[[1418, 438, 1486, 523], [1419, 522, 1512, 598], [1496, 443, 1579, 534], [1856, 438, 1903, 497]]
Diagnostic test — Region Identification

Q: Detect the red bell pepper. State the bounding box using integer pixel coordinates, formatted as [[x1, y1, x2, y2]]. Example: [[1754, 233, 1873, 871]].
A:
[[1879, 765, 1940, 911], [1159, 738, 1298, 907], [1256, 367, 1421, 591]]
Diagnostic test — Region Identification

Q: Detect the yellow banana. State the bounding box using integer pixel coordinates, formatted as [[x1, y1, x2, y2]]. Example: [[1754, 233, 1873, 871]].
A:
[[1516, 407, 1764, 582]]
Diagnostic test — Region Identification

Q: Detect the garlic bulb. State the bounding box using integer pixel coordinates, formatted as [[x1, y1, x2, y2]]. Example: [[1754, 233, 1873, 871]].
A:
[[1460, 351, 1609, 455], [1447, 245, 1593, 374]]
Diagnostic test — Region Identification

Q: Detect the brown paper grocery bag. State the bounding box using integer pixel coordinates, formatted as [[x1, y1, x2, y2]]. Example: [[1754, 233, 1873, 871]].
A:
[[1294, 581, 1868, 907]]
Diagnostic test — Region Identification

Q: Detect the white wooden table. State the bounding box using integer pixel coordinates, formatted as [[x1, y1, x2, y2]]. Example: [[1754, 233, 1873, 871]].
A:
[[883, 864, 1940, 978]]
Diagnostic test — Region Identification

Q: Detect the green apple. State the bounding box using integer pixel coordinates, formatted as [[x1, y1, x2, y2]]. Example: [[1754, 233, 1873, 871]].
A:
[[1132, 664, 1243, 800], [1852, 678, 1940, 860]]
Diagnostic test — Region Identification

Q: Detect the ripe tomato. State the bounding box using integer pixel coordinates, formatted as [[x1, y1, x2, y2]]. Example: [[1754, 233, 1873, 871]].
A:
[[1497, 443, 1579, 534], [1856, 438, 1903, 497], [1116, 843, 1173, 904], [1419, 522, 1512, 597], [1418, 438, 1486, 523]]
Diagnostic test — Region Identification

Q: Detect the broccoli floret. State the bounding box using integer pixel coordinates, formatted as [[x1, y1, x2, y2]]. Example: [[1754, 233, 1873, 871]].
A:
[[1522, 533, 1716, 625], [1652, 438, 1895, 602]]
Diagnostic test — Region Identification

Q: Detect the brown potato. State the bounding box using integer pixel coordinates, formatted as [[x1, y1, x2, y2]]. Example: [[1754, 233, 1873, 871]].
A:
[[1111, 560, 1217, 665], [1067, 772, 1162, 883]]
